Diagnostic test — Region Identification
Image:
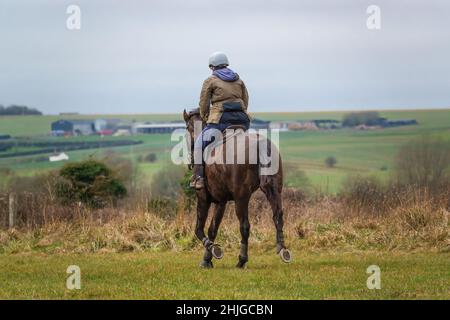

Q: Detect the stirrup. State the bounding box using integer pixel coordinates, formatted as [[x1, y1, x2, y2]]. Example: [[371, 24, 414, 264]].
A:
[[190, 176, 205, 189], [194, 177, 205, 189]]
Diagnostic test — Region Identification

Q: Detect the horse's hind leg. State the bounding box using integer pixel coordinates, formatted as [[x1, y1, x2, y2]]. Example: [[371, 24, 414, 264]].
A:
[[235, 198, 251, 268], [261, 183, 292, 263]]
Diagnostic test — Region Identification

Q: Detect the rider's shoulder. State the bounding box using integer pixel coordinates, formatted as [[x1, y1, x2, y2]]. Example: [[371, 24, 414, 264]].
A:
[[203, 75, 216, 84], [203, 75, 222, 88]]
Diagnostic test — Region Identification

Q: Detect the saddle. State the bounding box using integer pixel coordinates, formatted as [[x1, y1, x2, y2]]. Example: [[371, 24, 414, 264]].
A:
[[205, 124, 248, 160], [222, 124, 247, 132]]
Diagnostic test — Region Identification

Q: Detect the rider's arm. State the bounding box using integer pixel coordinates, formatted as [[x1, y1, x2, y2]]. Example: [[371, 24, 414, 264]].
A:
[[199, 78, 213, 122], [242, 81, 249, 110]]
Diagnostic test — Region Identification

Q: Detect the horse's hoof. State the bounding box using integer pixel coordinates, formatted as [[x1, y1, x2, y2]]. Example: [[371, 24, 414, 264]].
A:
[[199, 260, 213, 268], [211, 244, 224, 260], [236, 255, 248, 268], [279, 248, 292, 263]]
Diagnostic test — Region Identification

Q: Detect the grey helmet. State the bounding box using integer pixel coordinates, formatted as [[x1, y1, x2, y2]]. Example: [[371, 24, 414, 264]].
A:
[[208, 52, 229, 67]]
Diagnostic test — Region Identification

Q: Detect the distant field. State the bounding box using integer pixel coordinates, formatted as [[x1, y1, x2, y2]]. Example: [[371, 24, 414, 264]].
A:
[[0, 251, 448, 299], [1, 109, 450, 193], [1, 109, 450, 137]]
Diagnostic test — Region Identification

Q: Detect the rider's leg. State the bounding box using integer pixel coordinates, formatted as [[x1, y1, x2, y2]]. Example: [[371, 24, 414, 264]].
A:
[[190, 124, 219, 189], [191, 133, 205, 189]]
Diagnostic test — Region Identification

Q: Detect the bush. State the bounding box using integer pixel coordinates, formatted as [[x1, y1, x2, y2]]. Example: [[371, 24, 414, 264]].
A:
[[8, 174, 53, 193], [340, 175, 388, 215], [148, 164, 187, 218], [144, 153, 157, 163], [101, 150, 135, 190], [325, 156, 337, 168], [56, 160, 127, 208], [180, 168, 196, 211], [395, 136, 450, 193], [150, 164, 185, 200], [283, 162, 312, 193]]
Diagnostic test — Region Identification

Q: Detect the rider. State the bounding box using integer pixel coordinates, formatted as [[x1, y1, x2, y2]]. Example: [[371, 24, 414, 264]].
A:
[[190, 52, 251, 189]]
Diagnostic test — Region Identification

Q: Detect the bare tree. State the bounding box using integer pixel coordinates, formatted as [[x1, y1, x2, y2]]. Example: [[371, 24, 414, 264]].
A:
[[395, 135, 450, 191]]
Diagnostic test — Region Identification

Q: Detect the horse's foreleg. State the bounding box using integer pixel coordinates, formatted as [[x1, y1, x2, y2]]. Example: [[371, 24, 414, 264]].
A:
[[195, 197, 213, 268], [202, 202, 227, 264], [208, 202, 226, 241], [262, 184, 292, 263], [235, 198, 250, 268]]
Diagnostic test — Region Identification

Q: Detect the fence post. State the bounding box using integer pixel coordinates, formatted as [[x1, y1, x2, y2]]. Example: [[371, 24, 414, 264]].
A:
[[9, 192, 16, 229]]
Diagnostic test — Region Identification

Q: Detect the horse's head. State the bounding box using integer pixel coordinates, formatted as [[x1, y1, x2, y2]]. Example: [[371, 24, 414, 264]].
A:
[[183, 108, 204, 145]]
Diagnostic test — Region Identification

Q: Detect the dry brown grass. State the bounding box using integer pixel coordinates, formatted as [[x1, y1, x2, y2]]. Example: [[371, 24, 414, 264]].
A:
[[0, 188, 448, 254]]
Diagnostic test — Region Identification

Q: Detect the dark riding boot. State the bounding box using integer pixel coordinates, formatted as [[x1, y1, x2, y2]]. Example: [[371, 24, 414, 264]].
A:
[[190, 164, 205, 189]]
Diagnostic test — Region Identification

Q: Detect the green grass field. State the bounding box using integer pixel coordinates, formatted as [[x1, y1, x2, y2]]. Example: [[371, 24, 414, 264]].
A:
[[1, 109, 449, 300], [0, 250, 448, 299], [1, 109, 450, 193]]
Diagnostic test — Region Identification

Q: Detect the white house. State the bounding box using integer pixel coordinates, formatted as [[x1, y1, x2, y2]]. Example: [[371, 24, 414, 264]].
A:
[[49, 152, 69, 162]]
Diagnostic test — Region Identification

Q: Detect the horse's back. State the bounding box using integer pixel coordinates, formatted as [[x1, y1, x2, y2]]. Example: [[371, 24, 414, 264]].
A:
[[204, 131, 282, 201]]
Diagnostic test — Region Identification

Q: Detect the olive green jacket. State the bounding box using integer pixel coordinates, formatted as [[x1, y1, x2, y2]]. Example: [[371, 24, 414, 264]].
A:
[[198, 75, 249, 124]]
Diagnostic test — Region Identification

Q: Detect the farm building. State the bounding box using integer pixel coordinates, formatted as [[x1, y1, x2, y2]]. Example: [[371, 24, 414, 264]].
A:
[[49, 152, 69, 162], [94, 119, 122, 132], [113, 124, 133, 136], [378, 118, 418, 127], [132, 122, 186, 134], [51, 119, 95, 136], [270, 122, 289, 131], [250, 118, 271, 130], [287, 121, 318, 131], [270, 119, 340, 131], [312, 119, 341, 129], [0, 134, 11, 140]]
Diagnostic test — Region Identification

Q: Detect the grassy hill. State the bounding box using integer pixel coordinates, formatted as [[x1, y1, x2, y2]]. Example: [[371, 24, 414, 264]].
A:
[[1, 109, 449, 193]]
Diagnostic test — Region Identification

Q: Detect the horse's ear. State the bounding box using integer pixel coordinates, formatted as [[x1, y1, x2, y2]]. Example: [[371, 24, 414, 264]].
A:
[[183, 109, 189, 122]]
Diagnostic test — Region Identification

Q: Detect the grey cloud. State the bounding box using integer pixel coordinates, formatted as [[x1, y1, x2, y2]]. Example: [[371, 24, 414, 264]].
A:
[[0, 0, 449, 114]]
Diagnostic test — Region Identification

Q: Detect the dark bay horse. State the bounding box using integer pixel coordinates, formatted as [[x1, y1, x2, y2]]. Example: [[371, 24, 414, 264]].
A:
[[183, 109, 291, 268]]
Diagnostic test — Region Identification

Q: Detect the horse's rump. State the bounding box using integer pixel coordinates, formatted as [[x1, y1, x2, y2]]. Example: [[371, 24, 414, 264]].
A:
[[204, 129, 281, 179]]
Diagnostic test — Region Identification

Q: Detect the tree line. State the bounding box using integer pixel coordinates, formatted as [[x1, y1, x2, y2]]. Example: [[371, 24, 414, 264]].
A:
[[0, 104, 42, 116]]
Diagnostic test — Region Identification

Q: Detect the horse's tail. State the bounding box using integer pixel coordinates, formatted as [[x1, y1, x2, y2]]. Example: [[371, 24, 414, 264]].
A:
[[257, 134, 283, 192]]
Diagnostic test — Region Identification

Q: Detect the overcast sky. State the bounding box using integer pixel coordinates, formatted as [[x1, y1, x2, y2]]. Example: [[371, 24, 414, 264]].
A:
[[0, 0, 449, 114]]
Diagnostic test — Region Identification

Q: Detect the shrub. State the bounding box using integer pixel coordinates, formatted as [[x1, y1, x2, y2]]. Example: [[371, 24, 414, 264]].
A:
[[180, 168, 196, 211], [148, 164, 187, 218], [150, 164, 185, 200], [56, 160, 127, 208], [101, 150, 135, 190], [395, 136, 450, 193], [340, 175, 388, 215], [283, 162, 312, 193], [325, 156, 337, 168], [8, 174, 49, 193], [144, 153, 157, 163]]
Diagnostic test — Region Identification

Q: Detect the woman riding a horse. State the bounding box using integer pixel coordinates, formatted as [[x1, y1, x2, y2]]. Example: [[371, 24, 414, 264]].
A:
[[183, 52, 291, 268], [190, 52, 251, 189]]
